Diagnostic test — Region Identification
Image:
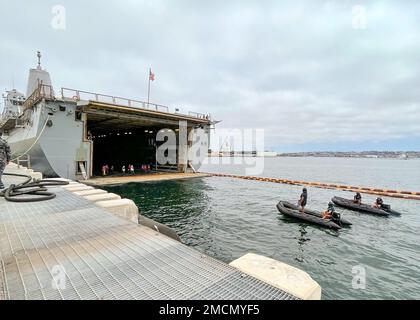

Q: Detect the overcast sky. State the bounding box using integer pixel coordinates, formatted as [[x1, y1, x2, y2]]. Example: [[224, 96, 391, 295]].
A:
[[1, 0, 419, 151]]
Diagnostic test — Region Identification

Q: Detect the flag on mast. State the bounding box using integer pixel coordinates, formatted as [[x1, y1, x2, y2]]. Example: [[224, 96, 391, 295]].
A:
[[147, 68, 155, 105]]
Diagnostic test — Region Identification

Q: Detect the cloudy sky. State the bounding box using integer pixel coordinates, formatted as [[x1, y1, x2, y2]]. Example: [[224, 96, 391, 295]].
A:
[[1, 0, 419, 151]]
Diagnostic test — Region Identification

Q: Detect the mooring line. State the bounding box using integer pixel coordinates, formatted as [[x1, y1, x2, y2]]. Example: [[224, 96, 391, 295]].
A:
[[203, 172, 420, 201]]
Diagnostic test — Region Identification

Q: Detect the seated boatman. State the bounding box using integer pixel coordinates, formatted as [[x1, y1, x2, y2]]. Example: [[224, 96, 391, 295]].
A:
[[322, 202, 335, 219], [322, 202, 341, 226], [353, 192, 362, 205], [298, 188, 308, 213], [373, 197, 384, 209], [0, 130, 12, 189]]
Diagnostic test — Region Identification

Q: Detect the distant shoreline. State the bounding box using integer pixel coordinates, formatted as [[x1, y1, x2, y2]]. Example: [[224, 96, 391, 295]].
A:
[[277, 151, 420, 159], [208, 151, 420, 159]]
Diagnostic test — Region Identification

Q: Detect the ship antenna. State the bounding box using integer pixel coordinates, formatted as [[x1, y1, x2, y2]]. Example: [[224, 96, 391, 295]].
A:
[[37, 51, 42, 69]]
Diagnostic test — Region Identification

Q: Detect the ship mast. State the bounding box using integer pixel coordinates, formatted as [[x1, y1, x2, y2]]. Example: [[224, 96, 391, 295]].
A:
[[37, 51, 42, 70]]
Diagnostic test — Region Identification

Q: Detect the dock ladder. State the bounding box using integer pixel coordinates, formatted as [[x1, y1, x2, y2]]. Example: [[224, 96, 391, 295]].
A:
[[16, 154, 31, 169]]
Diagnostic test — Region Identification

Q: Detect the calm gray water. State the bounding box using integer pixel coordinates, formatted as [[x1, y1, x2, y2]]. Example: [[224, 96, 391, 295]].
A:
[[104, 157, 420, 300]]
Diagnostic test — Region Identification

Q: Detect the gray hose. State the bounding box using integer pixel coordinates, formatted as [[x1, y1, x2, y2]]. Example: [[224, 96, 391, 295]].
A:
[[0, 173, 69, 202]]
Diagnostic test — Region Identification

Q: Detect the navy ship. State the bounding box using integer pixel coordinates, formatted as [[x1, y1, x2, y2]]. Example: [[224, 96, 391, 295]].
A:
[[0, 52, 213, 180]]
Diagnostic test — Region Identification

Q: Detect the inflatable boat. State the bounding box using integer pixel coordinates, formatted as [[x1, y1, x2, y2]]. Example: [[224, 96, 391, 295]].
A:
[[282, 201, 352, 226], [331, 196, 398, 216], [277, 201, 342, 230]]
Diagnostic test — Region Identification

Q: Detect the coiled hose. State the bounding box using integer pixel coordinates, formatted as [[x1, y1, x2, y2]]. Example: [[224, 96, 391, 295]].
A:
[[0, 173, 69, 202]]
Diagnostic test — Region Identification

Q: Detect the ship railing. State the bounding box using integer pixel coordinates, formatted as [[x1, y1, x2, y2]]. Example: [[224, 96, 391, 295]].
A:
[[188, 111, 209, 120], [60, 87, 210, 120], [61, 87, 170, 112], [0, 114, 14, 125], [23, 84, 55, 109]]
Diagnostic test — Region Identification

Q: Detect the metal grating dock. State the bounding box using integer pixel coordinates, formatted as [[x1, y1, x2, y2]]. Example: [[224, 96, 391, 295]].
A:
[[0, 175, 297, 300]]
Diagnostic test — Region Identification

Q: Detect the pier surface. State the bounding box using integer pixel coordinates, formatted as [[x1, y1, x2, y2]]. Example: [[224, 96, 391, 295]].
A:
[[0, 172, 298, 300], [83, 172, 210, 187]]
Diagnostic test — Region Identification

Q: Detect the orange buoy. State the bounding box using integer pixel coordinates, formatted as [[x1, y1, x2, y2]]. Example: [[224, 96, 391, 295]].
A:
[[201, 172, 420, 201]]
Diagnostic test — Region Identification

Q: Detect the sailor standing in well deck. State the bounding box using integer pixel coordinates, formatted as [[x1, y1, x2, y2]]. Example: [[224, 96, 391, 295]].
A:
[[0, 130, 12, 189]]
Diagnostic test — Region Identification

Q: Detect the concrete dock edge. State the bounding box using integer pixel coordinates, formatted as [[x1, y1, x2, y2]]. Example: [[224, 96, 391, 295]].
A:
[[230, 253, 322, 300]]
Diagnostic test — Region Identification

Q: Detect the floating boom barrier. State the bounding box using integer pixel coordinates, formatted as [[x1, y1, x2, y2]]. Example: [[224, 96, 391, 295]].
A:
[[204, 173, 420, 201]]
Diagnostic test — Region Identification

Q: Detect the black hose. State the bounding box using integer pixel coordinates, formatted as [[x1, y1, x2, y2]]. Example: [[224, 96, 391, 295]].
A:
[[0, 173, 69, 202]]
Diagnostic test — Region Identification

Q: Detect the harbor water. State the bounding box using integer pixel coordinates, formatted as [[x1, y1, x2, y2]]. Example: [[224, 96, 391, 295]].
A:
[[104, 157, 420, 300]]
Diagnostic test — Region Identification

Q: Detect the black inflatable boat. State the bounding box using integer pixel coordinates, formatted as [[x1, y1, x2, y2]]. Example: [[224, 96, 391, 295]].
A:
[[331, 196, 400, 216], [282, 201, 352, 226], [277, 201, 342, 230]]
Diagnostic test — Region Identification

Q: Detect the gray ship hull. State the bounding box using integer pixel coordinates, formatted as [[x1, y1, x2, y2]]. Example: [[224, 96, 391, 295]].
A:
[[6, 100, 91, 180]]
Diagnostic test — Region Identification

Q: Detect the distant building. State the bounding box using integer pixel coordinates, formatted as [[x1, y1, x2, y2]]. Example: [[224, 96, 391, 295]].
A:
[[257, 151, 277, 157]]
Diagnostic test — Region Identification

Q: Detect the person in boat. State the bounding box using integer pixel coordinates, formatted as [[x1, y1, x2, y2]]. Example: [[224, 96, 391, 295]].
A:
[[298, 188, 308, 213], [353, 192, 362, 205], [322, 202, 335, 219], [322, 202, 342, 226], [373, 197, 384, 209]]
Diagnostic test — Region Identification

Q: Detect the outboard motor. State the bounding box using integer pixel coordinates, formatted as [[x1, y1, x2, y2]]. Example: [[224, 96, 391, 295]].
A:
[[381, 203, 391, 211], [331, 211, 342, 227]]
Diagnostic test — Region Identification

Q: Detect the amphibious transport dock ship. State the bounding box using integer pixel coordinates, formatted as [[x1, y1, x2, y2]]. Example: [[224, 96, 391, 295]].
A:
[[0, 52, 213, 180]]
